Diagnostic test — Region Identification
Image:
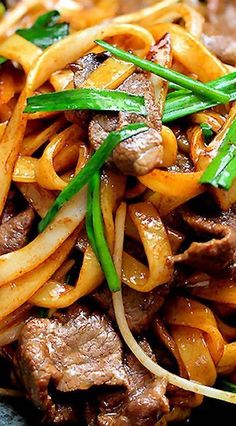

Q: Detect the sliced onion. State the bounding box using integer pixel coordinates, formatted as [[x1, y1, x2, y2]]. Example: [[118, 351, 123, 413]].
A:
[[112, 290, 236, 404]]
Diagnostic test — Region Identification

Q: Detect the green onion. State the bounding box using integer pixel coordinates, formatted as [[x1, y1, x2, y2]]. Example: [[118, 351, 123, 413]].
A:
[[163, 72, 236, 123], [219, 380, 236, 393], [88, 171, 120, 292], [38, 123, 148, 232], [214, 149, 236, 190], [168, 82, 182, 91], [16, 10, 69, 50], [200, 123, 214, 142], [0, 10, 69, 65], [200, 119, 236, 190], [96, 40, 230, 105], [86, 179, 98, 258], [0, 2, 4, 17], [24, 88, 147, 114]]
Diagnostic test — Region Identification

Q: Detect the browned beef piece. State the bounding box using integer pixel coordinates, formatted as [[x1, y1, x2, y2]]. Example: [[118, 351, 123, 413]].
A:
[[94, 341, 169, 426], [89, 71, 163, 176], [0, 208, 35, 255], [0, 191, 16, 224], [16, 304, 127, 423], [202, 0, 236, 65], [69, 37, 171, 176], [174, 208, 236, 276], [65, 52, 109, 127], [70, 52, 109, 88], [92, 284, 168, 334]]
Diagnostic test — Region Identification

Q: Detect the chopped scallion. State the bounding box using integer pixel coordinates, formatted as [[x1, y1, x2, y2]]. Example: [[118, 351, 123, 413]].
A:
[[163, 72, 236, 122], [16, 10, 69, 50], [0, 2, 5, 17], [0, 56, 6, 65], [220, 380, 236, 393], [86, 179, 99, 258], [95, 40, 230, 105], [200, 123, 214, 143], [0, 10, 69, 65], [200, 119, 236, 190], [88, 171, 120, 292], [38, 123, 148, 232], [24, 88, 147, 114]]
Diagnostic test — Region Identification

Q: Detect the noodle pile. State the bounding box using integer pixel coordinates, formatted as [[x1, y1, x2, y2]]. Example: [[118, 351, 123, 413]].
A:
[[0, 0, 236, 422]]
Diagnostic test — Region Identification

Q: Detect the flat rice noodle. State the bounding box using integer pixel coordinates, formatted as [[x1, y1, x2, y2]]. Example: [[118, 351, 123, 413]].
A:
[[140, 4, 204, 38], [27, 22, 154, 92], [0, 122, 7, 139], [63, 0, 119, 30], [17, 182, 55, 218], [164, 296, 225, 365], [52, 259, 75, 281], [149, 23, 226, 81], [30, 245, 104, 308], [162, 126, 177, 167], [189, 104, 236, 172], [171, 325, 217, 386], [31, 201, 173, 306], [55, 142, 83, 174], [0, 303, 32, 346], [0, 22, 153, 217], [154, 317, 188, 378], [114, 0, 179, 24], [217, 343, 236, 374], [101, 169, 126, 252], [0, 303, 31, 332], [123, 202, 173, 291], [50, 69, 74, 91], [147, 191, 198, 217], [211, 105, 236, 210], [139, 170, 203, 196], [0, 69, 15, 105], [189, 103, 236, 209], [0, 34, 42, 74], [0, 0, 39, 38], [0, 233, 77, 320], [13, 156, 37, 182], [35, 124, 83, 190], [188, 276, 236, 305], [125, 212, 141, 241], [74, 143, 91, 174], [81, 56, 135, 90], [190, 111, 225, 133], [21, 117, 67, 156], [0, 88, 28, 216], [29, 169, 126, 308], [216, 317, 236, 342], [0, 187, 86, 286]]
